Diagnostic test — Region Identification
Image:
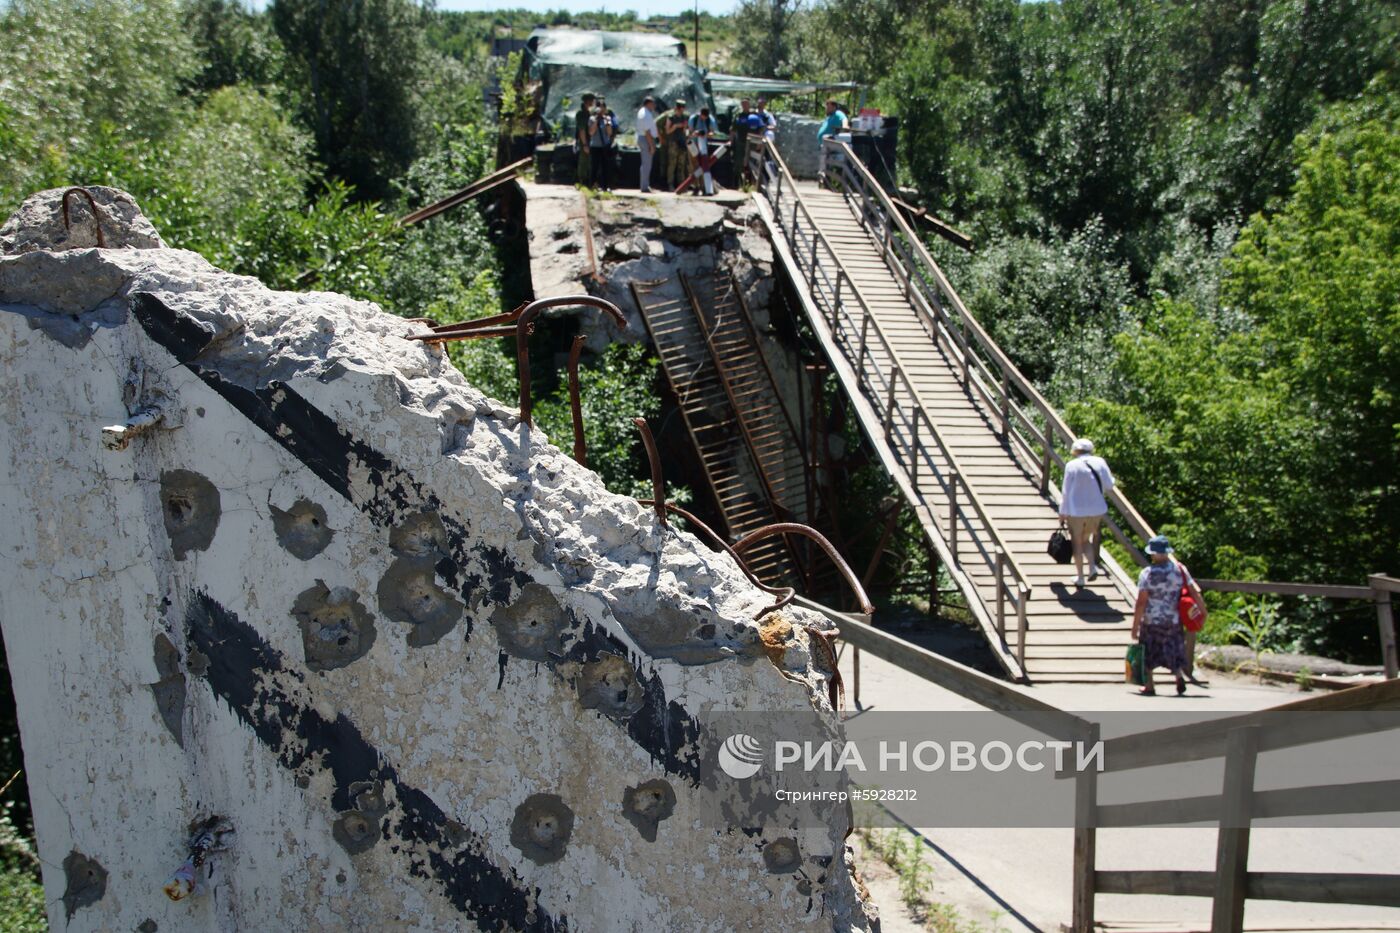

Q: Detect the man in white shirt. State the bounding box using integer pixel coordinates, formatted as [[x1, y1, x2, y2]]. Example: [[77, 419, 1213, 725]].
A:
[[1058, 437, 1115, 587], [635, 96, 659, 193]]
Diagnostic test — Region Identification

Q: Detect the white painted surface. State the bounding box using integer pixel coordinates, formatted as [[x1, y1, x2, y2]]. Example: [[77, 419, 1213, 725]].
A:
[[0, 190, 871, 931]]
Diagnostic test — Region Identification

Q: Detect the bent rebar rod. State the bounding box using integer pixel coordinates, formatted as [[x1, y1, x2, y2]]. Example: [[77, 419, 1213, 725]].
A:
[[515, 296, 627, 427], [634, 418, 666, 526], [731, 523, 875, 617], [61, 187, 105, 248], [568, 335, 587, 466]]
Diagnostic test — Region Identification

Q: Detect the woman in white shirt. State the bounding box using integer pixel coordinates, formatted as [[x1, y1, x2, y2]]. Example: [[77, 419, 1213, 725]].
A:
[[1058, 438, 1114, 587]]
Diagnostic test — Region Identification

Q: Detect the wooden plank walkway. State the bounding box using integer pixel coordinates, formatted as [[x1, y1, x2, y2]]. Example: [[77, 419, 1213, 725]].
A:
[[774, 178, 1136, 682]]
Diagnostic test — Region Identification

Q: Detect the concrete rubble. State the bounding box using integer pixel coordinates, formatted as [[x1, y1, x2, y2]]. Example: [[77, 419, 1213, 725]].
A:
[[0, 187, 875, 932]]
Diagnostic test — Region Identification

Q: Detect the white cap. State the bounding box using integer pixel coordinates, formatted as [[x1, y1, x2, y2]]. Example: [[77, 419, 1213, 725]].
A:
[[1071, 438, 1094, 454]]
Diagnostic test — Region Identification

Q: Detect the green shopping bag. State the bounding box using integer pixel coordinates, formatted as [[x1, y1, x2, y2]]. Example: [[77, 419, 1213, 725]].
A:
[[1125, 644, 1145, 685]]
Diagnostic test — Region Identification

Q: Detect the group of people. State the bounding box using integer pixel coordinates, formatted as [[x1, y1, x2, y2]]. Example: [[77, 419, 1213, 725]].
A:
[[573, 93, 621, 191], [1058, 438, 1206, 696], [575, 92, 782, 194]]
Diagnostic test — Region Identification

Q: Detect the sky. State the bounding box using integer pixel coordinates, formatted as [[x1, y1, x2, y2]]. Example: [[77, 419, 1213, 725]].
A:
[[431, 0, 743, 15]]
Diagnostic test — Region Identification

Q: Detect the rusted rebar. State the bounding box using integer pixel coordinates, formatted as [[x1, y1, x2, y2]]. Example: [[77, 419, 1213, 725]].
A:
[[405, 301, 531, 344], [731, 523, 875, 616], [639, 499, 796, 615], [516, 296, 628, 426], [61, 187, 105, 248], [634, 418, 666, 526], [805, 624, 845, 710], [568, 335, 587, 466]]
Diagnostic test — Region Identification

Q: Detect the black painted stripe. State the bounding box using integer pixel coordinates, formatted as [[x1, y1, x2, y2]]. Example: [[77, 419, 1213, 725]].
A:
[[133, 291, 701, 780], [186, 590, 566, 930]]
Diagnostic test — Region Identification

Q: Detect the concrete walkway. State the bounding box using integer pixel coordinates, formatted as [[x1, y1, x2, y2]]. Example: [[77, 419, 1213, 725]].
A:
[[836, 642, 1400, 932]]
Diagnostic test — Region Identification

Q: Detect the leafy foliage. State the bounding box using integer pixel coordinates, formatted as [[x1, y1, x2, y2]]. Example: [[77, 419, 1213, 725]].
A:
[[271, 0, 437, 199], [534, 343, 664, 499]]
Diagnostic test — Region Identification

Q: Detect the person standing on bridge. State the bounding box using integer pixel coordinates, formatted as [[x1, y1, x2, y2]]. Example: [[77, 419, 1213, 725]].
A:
[[574, 93, 595, 188], [1132, 535, 1204, 696], [587, 99, 614, 191], [663, 100, 690, 191], [687, 105, 718, 196], [816, 98, 849, 184], [1059, 437, 1114, 588], [636, 96, 659, 193]]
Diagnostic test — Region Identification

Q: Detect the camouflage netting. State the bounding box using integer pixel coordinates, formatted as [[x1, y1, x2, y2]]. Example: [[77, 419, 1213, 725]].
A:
[[525, 29, 712, 143]]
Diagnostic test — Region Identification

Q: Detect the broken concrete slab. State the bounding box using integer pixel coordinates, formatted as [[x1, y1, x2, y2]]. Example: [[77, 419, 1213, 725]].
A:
[[523, 182, 594, 299], [0, 188, 871, 932], [1, 185, 165, 254]]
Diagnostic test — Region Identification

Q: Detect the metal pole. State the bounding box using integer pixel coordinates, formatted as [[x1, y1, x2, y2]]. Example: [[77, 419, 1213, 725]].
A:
[[948, 474, 959, 561]]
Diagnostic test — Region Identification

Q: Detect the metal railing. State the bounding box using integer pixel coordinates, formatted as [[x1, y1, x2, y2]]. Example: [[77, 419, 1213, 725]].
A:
[[822, 140, 1159, 569], [750, 138, 1034, 672]]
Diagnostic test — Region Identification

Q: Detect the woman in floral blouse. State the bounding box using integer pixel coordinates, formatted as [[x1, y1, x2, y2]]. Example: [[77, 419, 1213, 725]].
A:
[[1132, 534, 1206, 695]]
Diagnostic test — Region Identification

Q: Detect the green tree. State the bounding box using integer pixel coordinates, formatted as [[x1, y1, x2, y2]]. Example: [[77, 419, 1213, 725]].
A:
[[534, 343, 664, 498], [0, 0, 199, 209], [1224, 91, 1400, 580], [183, 0, 285, 94], [271, 0, 435, 199], [732, 0, 806, 78]]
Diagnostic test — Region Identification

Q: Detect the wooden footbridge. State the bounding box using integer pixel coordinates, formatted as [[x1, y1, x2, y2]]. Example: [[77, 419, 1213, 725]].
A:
[[742, 140, 1165, 683]]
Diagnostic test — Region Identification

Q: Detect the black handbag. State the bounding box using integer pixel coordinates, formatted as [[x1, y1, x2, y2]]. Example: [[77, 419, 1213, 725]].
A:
[[1047, 528, 1073, 564]]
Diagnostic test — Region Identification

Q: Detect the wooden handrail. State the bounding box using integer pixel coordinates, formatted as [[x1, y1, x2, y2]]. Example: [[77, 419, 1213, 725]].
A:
[[824, 140, 1160, 558], [1198, 579, 1376, 599], [754, 139, 1034, 638], [792, 596, 1082, 724]]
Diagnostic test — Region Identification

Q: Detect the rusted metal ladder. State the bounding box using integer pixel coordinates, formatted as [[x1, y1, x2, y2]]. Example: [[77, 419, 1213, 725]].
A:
[[632, 273, 807, 586]]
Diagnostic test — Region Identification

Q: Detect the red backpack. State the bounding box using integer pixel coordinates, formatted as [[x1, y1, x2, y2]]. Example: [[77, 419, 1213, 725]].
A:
[[1176, 562, 1205, 632]]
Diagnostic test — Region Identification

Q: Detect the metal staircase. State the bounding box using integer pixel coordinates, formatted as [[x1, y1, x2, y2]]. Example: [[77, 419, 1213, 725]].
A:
[[631, 273, 809, 585]]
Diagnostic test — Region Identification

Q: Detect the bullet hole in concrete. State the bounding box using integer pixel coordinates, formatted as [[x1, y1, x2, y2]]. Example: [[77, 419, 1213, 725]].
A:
[[61, 850, 108, 921], [377, 557, 462, 648], [576, 654, 644, 721], [621, 779, 676, 843], [195, 407, 205, 418], [332, 781, 388, 855], [332, 810, 378, 854], [138, 920, 158, 933], [335, 871, 347, 885], [295, 773, 310, 789], [292, 582, 376, 671], [612, 601, 728, 665], [389, 511, 448, 559], [271, 499, 333, 560], [509, 794, 574, 865], [159, 469, 220, 560], [489, 583, 572, 662], [763, 838, 801, 874], [149, 633, 186, 746]]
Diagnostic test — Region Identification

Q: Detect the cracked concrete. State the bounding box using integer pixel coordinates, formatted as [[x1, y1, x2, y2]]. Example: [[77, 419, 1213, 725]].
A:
[[0, 187, 872, 932]]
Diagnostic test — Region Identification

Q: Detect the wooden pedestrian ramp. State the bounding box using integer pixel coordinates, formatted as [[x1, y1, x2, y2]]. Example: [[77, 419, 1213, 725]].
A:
[[749, 139, 1163, 683]]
